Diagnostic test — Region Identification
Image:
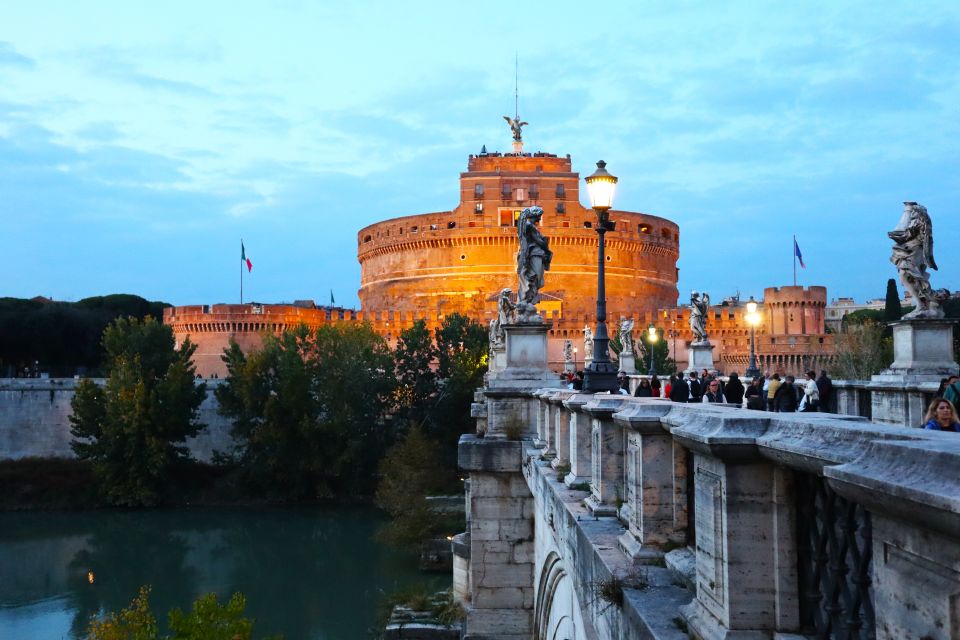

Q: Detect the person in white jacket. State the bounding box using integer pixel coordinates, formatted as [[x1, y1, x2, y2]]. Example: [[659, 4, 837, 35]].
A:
[[801, 370, 820, 412]]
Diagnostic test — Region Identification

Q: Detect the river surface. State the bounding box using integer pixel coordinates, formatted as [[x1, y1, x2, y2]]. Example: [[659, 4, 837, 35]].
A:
[[0, 506, 449, 639]]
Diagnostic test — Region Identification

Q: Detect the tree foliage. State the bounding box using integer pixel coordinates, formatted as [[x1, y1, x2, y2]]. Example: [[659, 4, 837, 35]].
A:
[[69, 317, 206, 507], [86, 585, 279, 640], [216, 323, 396, 499], [375, 425, 459, 548], [833, 320, 892, 380], [393, 320, 437, 426], [391, 313, 487, 470], [883, 278, 902, 321], [637, 328, 676, 375], [0, 294, 169, 376]]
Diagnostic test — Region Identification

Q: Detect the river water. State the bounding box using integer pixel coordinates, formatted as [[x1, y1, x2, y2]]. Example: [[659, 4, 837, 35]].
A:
[[0, 506, 448, 639]]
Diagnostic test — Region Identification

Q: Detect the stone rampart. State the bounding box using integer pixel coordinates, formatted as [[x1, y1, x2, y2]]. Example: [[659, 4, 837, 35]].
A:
[[456, 389, 960, 639], [0, 379, 234, 463]]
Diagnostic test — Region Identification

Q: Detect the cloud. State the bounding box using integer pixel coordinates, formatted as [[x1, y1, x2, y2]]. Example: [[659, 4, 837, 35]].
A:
[[0, 42, 34, 67]]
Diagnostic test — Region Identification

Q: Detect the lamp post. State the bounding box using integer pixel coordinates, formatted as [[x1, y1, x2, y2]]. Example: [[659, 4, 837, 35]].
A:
[[745, 296, 760, 379], [582, 160, 620, 393], [647, 323, 657, 376], [573, 347, 579, 371]]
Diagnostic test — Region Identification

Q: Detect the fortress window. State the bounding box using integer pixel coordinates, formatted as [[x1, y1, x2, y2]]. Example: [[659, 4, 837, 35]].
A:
[[447, 221, 456, 229], [362, 234, 372, 243], [460, 254, 466, 261], [583, 221, 592, 228], [411, 226, 418, 233], [639, 224, 651, 234], [529, 185, 539, 198], [514, 188, 525, 201], [556, 202, 565, 214], [555, 184, 565, 198], [474, 203, 483, 213], [429, 224, 438, 231], [502, 183, 511, 197], [661, 228, 670, 238], [474, 184, 484, 198]]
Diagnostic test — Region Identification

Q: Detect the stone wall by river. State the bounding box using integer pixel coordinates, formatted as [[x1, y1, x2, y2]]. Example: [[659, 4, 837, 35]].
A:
[[0, 379, 234, 462]]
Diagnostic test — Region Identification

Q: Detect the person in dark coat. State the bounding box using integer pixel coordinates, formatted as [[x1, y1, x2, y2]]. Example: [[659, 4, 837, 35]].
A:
[[688, 371, 702, 402], [650, 374, 662, 398], [724, 372, 745, 406], [816, 370, 833, 413], [701, 379, 725, 403], [670, 375, 690, 402], [744, 377, 764, 410], [634, 378, 653, 397], [774, 375, 799, 412]]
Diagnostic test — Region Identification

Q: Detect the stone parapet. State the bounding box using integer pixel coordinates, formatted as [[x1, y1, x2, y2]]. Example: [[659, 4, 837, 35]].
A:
[[456, 385, 960, 640]]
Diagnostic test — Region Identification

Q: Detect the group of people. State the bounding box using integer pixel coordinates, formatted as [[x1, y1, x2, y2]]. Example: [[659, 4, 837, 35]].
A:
[[563, 366, 960, 433], [925, 376, 960, 432]]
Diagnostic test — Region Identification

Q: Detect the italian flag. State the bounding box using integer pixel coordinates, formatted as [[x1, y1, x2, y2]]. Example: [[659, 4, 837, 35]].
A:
[[241, 241, 252, 272]]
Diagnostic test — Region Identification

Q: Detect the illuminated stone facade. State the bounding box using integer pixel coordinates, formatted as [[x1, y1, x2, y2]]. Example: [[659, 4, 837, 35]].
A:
[[357, 150, 680, 364], [635, 286, 834, 376], [163, 303, 359, 378]]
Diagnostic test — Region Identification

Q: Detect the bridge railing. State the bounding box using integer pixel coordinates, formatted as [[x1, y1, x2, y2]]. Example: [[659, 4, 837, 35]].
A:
[[505, 389, 960, 640]]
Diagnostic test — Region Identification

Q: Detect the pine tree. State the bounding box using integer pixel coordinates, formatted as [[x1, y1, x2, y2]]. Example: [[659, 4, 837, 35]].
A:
[[884, 278, 902, 321]]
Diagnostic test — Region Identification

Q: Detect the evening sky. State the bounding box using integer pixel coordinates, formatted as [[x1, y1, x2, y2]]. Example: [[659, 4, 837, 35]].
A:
[[1, 1, 958, 308]]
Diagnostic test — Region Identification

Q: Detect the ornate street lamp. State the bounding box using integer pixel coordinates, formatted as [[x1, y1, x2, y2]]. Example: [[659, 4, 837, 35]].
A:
[[745, 296, 760, 379], [647, 323, 658, 376], [582, 160, 619, 393]]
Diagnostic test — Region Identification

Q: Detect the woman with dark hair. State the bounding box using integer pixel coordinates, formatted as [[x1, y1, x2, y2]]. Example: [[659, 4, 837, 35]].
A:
[[923, 398, 960, 432], [724, 372, 745, 406], [634, 378, 653, 397], [745, 377, 764, 410], [650, 374, 661, 398]]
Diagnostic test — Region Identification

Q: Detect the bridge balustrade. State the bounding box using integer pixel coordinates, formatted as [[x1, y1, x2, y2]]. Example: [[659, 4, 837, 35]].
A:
[[457, 389, 960, 640]]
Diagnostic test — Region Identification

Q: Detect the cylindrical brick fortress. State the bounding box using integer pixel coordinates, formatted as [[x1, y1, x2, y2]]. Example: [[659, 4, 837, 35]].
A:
[[357, 152, 680, 354]]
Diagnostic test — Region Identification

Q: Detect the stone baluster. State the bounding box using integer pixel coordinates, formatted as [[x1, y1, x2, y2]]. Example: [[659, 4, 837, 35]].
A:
[[535, 389, 556, 459], [582, 396, 629, 517], [549, 390, 575, 471], [561, 394, 592, 486], [612, 401, 679, 561], [669, 407, 792, 638], [827, 436, 960, 640]]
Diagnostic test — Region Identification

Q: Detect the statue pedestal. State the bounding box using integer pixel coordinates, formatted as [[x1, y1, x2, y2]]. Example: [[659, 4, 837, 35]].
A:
[[488, 345, 507, 374], [685, 342, 715, 374], [880, 320, 958, 380], [483, 323, 563, 439], [486, 323, 563, 391], [512, 140, 524, 154], [869, 320, 958, 426], [618, 351, 636, 374]]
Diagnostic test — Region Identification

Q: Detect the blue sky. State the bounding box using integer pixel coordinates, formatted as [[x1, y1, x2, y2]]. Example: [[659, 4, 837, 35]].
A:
[[1, 1, 958, 308]]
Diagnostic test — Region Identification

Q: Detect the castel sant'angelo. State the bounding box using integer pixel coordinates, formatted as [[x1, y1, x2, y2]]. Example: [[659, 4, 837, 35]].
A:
[[165, 117, 833, 377]]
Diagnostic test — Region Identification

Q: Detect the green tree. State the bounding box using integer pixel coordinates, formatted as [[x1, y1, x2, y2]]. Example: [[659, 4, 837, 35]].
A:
[[841, 308, 885, 327], [86, 585, 279, 640], [393, 320, 438, 426], [216, 323, 396, 499], [376, 425, 459, 549], [637, 327, 675, 376], [69, 317, 206, 506], [427, 313, 488, 468], [833, 320, 892, 380], [883, 279, 902, 321]]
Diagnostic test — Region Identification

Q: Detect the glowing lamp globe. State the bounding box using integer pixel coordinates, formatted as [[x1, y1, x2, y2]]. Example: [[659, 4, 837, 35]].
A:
[[585, 160, 618, 210]]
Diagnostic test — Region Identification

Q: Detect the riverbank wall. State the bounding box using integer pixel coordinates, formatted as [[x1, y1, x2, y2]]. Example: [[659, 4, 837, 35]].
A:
[[0, 379, 234, 463]]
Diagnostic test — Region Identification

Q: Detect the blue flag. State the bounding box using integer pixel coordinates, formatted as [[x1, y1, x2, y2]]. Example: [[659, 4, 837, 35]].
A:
[[794, 238, 806, 269]]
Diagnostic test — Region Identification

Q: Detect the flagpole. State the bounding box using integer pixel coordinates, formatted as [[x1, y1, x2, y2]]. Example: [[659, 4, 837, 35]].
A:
[[240, 239, 244, 304], [793, 235, 796, 287]]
